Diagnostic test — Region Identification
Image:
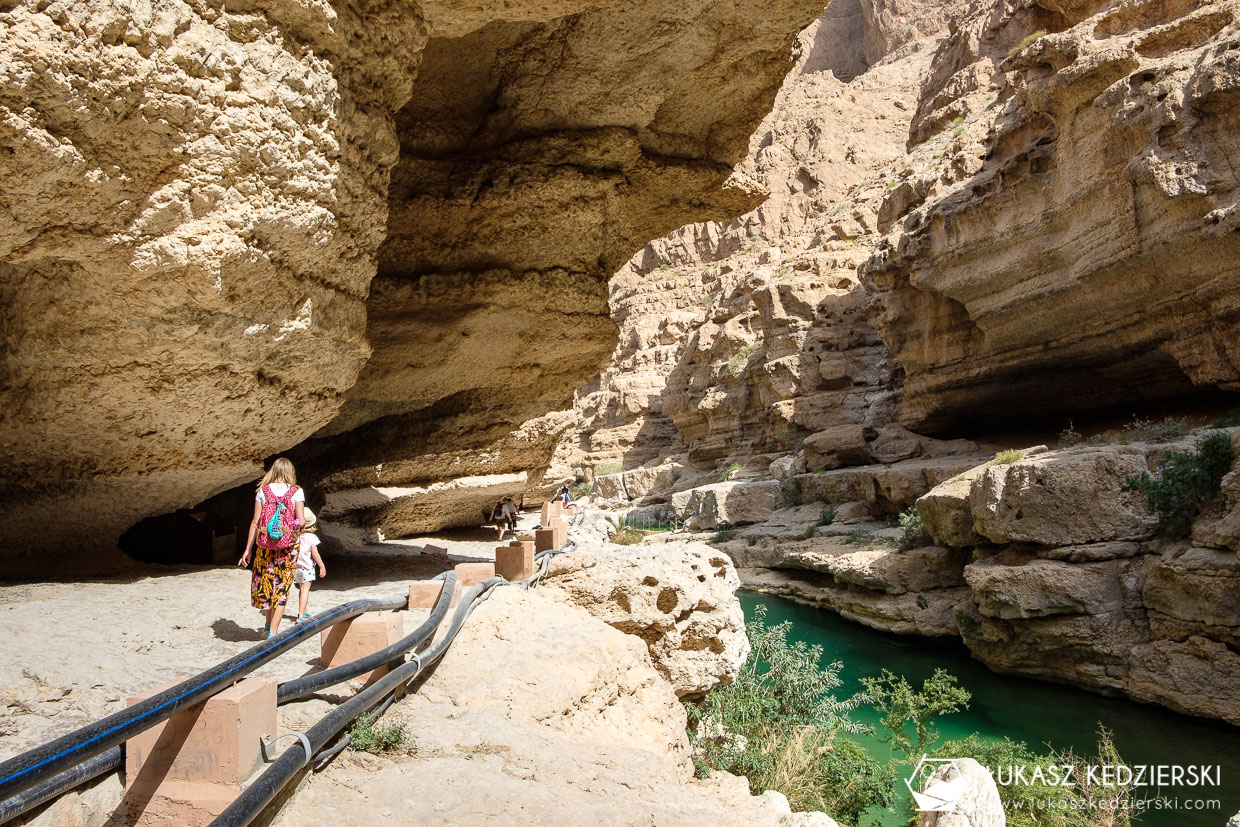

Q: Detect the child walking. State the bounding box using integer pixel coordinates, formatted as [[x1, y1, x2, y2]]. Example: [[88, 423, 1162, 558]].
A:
[[238, 457, 305, 638], [294, 507, 327, 622]]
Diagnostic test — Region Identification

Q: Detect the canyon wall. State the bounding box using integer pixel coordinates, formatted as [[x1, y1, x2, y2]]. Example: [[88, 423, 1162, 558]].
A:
[[861, 0, 1240, 431], [727, 430, 1240, 725], [552, 0, 1240, 494], [542, 0, 970, 494], [0, 0, 825, 565]]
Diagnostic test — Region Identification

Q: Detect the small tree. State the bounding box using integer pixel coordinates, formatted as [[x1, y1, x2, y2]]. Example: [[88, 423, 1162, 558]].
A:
[[861, 668, 971, 760]]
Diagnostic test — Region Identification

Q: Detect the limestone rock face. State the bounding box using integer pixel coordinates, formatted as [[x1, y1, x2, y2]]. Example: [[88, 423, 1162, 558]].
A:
[[540, 0, 970, 490], [971, 450, 1155, 546], [0, 0, 826, 562], [917, 471, 986, 547], [965, 557, 1129, 619], [544, 541, 751, 697], [861, 0, 1240, 431], [673, 480, 785, 529], [803, 424, 876, 471]]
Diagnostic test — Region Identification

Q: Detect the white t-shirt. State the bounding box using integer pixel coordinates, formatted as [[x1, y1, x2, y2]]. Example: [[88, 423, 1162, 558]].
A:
[[297, 532, 320, 571], [256, 483, 305, 505]]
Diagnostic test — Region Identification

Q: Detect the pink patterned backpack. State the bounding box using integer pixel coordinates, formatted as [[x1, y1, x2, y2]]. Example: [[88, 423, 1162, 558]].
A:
[[256, 484, 299, 550]]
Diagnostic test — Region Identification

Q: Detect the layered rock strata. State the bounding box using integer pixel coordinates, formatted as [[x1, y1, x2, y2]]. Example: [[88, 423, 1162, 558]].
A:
[[0, 0, 824, 562], [541, 1, 971, 491], [729, 431, 1240, 724], [861, 0, 1240, 431]]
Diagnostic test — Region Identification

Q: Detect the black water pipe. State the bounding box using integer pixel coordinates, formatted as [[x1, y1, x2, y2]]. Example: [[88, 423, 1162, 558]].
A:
[[0, 591, 410, 802], [0, 746, 122, 824], [210, 577, 505, 827], [276, 572, 457, 704]]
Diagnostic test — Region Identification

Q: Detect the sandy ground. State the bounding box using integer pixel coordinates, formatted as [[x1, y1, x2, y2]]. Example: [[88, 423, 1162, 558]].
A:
[[0, 508, 545, 764]]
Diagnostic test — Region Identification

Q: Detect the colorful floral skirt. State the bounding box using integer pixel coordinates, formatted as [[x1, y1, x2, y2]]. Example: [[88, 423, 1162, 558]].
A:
[[251, 546, 296, 610]]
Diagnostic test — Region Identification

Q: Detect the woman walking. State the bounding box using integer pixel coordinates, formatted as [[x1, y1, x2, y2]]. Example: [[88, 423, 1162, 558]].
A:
[[238, 457, 305, 638]]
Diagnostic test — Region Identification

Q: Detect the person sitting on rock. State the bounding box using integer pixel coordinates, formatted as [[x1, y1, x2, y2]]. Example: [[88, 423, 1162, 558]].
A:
[[501, 497, 519, 533], [491, 499, 508, 539]]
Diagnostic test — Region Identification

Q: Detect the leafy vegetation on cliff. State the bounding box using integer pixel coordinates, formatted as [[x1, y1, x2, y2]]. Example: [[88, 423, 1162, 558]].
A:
[[929, 728, 1135, 827], [1126, 433, 1232, 536], [686, 607, 979, 822]]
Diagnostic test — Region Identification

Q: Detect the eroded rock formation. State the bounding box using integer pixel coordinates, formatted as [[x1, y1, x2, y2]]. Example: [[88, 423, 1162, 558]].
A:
[[730, 430, 1240, 724], [861, 0, 1240, 431], [544, 541, 750, 697], [0, 0, 827, 563]]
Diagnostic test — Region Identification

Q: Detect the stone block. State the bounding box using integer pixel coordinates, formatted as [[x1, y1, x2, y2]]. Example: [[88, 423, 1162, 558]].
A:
[[124, 677, 276, 824], [454, 561, 495, 586], [496, 542, 535, 581], [541, 500, 564, 524], [320, 612, 403, 685], [408, 579, 461, 609], [535, 527, 557, 552]]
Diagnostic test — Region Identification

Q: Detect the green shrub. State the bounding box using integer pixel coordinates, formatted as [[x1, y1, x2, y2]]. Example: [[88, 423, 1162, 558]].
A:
[[612, 526, 645, 545], [595, 461, 623, 476], [990, 448, 1025, 466], [862, 669, 970, 760], [1212, 408, 1240, 428], [843, 528, 868, 545], [718, 461, 742, 482], [569, 481, 594, 499], [927, 728, 1135, 827], [817, 506, 837, 527], [1127, 433, 1233, 537], [1059, 420, 1083, 447], [1008, 29, 1046, 59], [686, 607, 895, 821], [896, 507, 930, 550], [349, 712, 415, 755], [803, 525, 817, 539], [711, 525, 737, 543], [747, 536, 759, 547], [725, 344, 757, 376]]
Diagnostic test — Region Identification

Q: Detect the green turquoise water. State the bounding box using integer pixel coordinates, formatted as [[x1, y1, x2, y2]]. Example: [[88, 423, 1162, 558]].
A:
[[740, 591, 1240, 827]]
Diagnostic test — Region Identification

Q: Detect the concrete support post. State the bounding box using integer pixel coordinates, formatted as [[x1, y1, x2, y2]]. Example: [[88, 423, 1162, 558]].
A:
[[320, 612, 404, 686], [122, 677, 276, 825]]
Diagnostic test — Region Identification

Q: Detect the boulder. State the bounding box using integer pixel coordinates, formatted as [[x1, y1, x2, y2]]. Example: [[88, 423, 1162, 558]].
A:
[[673, 480, 783, 529], [964, 557, 1128, 619], [544, 541, 750, 697], [1142, 547, 1240, 647], [971, 449, 1155, 546], [833, 501, 874, 524], [916, 757, 1005, 827], [813, 545, 968, 595], [593, 473, 628, 501], [794, 457, 984, 513], [870, 424, 924, 463], [803, 424, 876, 471], [916, 467, 986, 547], [769, 454, 809, 481]]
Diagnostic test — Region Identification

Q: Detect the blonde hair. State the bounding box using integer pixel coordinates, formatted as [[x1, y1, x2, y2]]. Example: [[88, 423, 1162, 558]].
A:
[[258, 457, 297, 490]]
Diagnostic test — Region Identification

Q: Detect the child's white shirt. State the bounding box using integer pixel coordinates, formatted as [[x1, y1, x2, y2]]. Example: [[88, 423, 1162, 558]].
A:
[[297, 532, 320, 570]]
